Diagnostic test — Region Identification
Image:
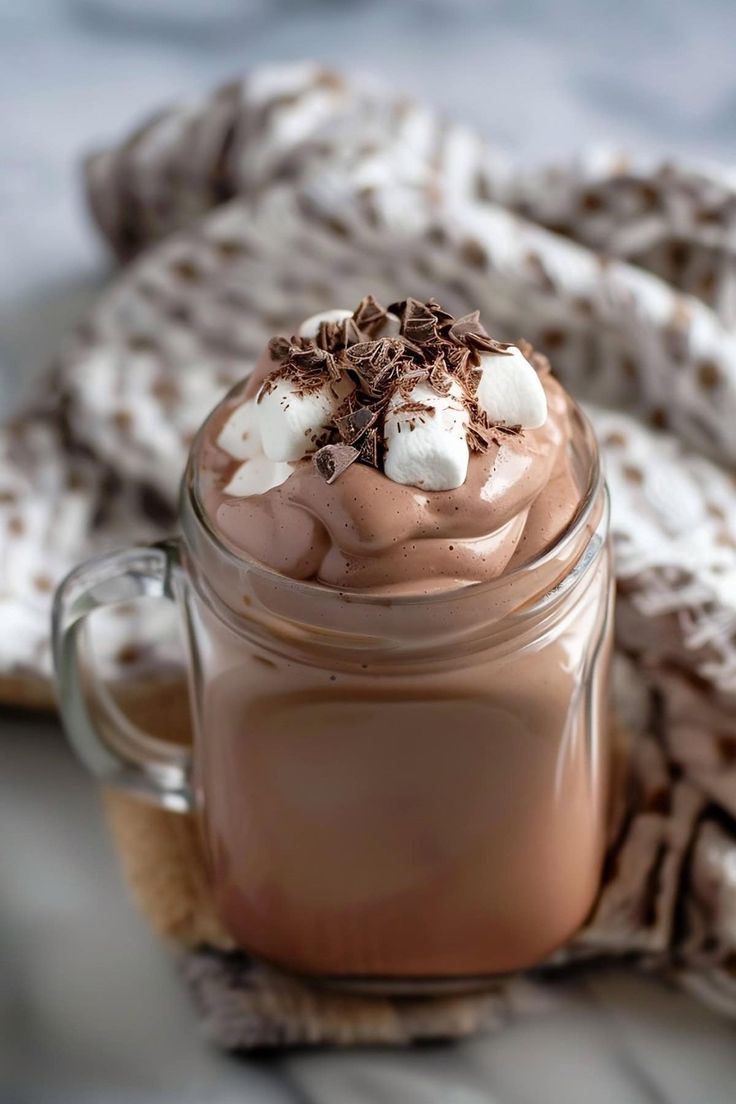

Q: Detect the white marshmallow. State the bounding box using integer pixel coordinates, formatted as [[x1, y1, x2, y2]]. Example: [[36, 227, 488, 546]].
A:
[[224, 454, 292, 497], [217, 397, 293, 495], [383, 381, 469, 491], [256, 377, 354, 462], [298, 308, 401, 339], [476, 346, 547, 429], [216, 398, 261, 460]]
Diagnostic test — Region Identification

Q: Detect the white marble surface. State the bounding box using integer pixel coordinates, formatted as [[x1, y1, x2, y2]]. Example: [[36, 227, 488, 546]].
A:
[[2, 1, 736, 1100]]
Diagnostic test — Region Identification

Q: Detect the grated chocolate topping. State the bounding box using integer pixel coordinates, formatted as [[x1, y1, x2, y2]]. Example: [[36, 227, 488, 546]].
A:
[[313, 443, 360, 484], [263, 297, 528, 483]]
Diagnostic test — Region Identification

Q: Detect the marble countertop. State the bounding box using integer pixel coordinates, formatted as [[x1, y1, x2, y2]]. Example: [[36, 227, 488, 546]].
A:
[[2, 1, 736, 1100]]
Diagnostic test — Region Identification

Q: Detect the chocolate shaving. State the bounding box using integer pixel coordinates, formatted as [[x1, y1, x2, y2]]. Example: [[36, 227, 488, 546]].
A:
[[428, 357, 454, 395], [359, 427, 379, 467], [325, 355, 344, 382], [265, 296, 537, 483], [291, 344, 331, 370], [466, 332, 514, 355], [463, 366, 483, 397], [346, 338, 404, 395], [447, 310, 485, 339], [467, 415, 523, 452], [402, 298, 439, 344], [334, 405, 378, 445], [394, 366, 430, 397], [391, 401, 436, 425], [466, 421, 493, 452], [424, 298, 456, 329], [345, 338, 394, 370], [317, 316, 363, 351], [395, 335, 428, 361], [449, 311, 513, 356], [352, 294, 389, 337], [268, 335, 293, 362], [444, 342, 473, 375], [313, 444, 360, 484]]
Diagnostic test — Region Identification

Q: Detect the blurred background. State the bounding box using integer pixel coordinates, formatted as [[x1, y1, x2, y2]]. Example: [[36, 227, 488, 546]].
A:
[[5, 0, 736, 413], [3, 2, 736, 1102]]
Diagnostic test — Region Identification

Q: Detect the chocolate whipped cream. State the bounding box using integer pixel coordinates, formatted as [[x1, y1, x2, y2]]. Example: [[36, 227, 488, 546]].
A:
[[194, 298, 584, 594]]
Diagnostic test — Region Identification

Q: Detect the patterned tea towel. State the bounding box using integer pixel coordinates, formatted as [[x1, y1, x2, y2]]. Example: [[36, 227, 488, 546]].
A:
[[3, 62, 736, 1046]]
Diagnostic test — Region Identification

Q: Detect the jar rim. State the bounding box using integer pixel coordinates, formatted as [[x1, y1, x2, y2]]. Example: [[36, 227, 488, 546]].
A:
[[183, 396, 604, 613]]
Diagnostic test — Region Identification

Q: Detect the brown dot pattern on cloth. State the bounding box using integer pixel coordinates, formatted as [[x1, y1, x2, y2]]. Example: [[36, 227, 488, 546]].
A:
[[698, 358, 721, 389]]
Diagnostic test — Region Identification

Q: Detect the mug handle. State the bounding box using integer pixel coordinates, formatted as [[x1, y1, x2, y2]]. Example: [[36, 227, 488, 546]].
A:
[[52, 539, 193, 812]]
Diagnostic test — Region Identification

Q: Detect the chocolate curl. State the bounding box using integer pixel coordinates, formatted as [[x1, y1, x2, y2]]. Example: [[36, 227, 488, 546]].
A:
[[313, 444, 360, 484], [268, 335, 293, 362], [402, 298, 440, 344], [449, 311, 513, 355], [334, 405, 378, 445], [351, 294, 390, 336], [317, 316, 363, 352], [358, 428, 379, 467], [345, 338, 404, 396]]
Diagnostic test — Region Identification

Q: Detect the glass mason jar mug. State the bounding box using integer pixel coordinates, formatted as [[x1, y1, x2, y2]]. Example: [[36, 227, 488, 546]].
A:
[[53, 404, 613, 988]]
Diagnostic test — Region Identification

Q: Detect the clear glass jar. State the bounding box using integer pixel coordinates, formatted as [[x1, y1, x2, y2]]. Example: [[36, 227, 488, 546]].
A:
[[53, 403, 612, 990]]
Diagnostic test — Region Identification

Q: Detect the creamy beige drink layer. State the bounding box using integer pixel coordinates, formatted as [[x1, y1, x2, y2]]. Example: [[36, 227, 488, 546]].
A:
[[185, 297, 613, 980]]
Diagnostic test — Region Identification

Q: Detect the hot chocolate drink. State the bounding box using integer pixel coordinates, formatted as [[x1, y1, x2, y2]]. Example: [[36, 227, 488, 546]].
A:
[[181, 297, 613, 980]]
